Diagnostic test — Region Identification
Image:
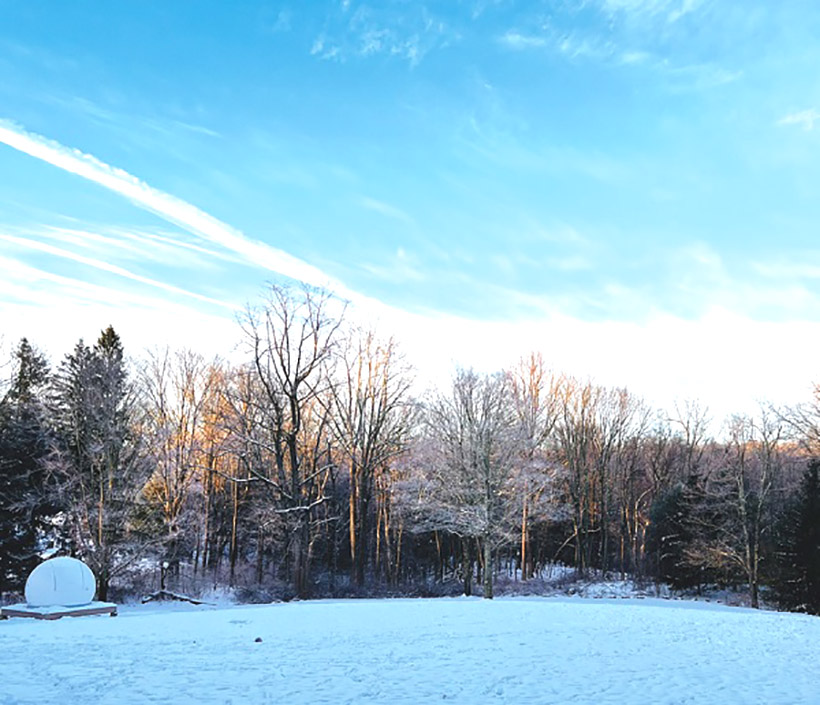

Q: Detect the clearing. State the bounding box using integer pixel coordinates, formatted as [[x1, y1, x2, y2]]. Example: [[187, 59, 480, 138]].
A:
[[1, 596, 818, 704]]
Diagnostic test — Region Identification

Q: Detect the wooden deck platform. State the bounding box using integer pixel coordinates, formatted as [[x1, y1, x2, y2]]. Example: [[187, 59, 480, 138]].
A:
[[0, 602, 117, 620]]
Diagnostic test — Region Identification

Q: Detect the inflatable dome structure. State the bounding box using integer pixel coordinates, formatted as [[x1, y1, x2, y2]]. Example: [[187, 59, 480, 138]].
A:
[[0, 557, 117, 620], [25, 557, 96, 607]]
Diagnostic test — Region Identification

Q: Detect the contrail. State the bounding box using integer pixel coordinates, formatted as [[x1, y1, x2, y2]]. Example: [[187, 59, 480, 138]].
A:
[[0, 232, 238, 310], [0, 119, 352, 297]]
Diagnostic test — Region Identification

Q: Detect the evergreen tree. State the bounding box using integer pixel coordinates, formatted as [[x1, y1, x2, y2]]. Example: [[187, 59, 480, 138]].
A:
[[6, 338, 49, 404], [0, 339, 54, 594], [774, 459, 820, 614], [50, 327, 150, 600], [646, 483, 699, 589]]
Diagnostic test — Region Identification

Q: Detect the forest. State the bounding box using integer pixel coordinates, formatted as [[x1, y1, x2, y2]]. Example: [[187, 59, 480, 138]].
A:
[[1, 283, 819, 614]]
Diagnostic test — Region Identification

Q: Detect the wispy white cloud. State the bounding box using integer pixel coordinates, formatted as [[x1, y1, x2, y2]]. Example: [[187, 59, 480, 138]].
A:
[[0, 120, 350, 296], [752, 257, 820, 280], [497, 31, 547, 50], [41, 95, 221, 142], [0, 254, 202, 311], [359, 247, 426, 283], [270, 9, 292, 33], [497, 25, 612, 60], [458, 111, 634, 182], [108, 227, 246, 265], [0, 254, 240, 360], [524, 221, 590, 247], [666, 0, 704, 24], [778, 109, 820, 131], [0, 113, 815, 423], [358, 196, 414, 224], [660, 61, 742, 92], [0, 232, 236, 310], [310, 35, 340, 60], [497, 24, 740, 91], [309, 2, 455, 66], [547, 255, 593, 272], [25, 224, 237, 269], [162, 120, 220, 139], [4, 226, 817, 422], [660, 242, 820, 319], [620, 50, 651, 65], [495, 2, 738, 93], [469, 0, 507, 20], [7, 246, 816, 420], [600, 0, 705, 25]]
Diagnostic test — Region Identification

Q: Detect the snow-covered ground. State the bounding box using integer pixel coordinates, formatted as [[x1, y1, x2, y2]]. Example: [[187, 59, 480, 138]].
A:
[[2, 597, 819, 704]]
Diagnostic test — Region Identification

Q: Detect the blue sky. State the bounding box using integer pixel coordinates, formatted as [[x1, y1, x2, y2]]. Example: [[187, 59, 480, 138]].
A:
[[3, 0, 820, 417]]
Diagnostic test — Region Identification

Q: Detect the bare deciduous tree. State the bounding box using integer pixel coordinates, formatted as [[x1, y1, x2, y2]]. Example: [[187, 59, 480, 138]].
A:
[[508, 353, 562, 580], [687, 410, 790, 607], [409, 369, 518, 599], [141, 348, 220, 587], [233, 284, 344, 597], [326, 330, 414, 587], [554, 377, 599, 574]]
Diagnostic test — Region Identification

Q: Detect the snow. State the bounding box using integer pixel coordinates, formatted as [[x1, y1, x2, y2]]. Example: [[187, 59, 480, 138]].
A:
[[24, 557, 96, 607], [1, 601, 116, 617], [1, 597, 818, 704]]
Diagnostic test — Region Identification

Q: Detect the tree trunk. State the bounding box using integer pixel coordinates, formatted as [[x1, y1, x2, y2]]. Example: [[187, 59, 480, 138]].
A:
[[256, 526, 264, 584], [482, 537, 493, 599], [521, 495, 529, 581], [383, 504, 394, 585], [462, 539, 472, 596], [229, 479, 239, 585], [394, 524, 403, 586], [98, 572, 109, 602], [750, 576, 759, 609], [356, 487, 368, 588], [349, 465, 357, 586], [200, 465, 213, 574]]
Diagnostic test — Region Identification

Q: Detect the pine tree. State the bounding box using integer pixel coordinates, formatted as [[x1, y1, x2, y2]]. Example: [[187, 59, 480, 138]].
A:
[[646, 482, 700, 589], [6, 338, 49, 404], [774, 459, 820, 614], [0, 339, 53, 594], [50, 327, 150, 600]]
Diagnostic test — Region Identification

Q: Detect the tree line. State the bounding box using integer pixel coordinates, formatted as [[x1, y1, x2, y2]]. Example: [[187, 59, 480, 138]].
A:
[[1, 283, 818, 613]]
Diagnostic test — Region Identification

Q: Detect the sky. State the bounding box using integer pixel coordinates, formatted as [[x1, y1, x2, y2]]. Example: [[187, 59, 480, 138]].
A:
[[2, 0, 820, 422]]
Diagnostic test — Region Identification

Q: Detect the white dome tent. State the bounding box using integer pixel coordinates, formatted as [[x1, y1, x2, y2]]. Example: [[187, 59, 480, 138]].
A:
[[1, 557, 117, 621], [25, 557, 96, 607]]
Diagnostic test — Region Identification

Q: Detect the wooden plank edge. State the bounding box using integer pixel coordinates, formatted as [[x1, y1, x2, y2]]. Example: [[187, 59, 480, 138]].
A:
[[0, 605, 117, 620]]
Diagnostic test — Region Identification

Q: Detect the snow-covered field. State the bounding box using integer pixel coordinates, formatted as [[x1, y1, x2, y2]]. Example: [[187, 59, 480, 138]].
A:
[[2, 597, 819, 704]]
